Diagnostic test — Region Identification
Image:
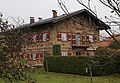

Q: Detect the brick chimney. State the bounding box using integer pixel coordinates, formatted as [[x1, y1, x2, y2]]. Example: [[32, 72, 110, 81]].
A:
[[30, 17, 35, 24], [52, 10, 57, 17]]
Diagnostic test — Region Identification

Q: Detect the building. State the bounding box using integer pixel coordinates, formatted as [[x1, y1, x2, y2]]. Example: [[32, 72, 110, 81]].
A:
[[100, 33, 120, 47], [20, 9, 110, 66]]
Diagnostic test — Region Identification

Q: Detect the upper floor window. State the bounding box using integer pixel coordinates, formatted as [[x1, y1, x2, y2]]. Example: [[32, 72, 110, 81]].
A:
[[33, 35, 37, 42], [72, 33, 80, 46], [43, 33, 47, 41], [32, 34, 39, 42], [57, 32, 67, 41], [39, 32, 50, 42], [86, 34, 94, 42], [61, 33, 67, 41]]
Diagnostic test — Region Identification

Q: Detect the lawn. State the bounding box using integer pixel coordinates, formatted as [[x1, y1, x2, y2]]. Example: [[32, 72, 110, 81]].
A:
[[1, 68, 120, 83]]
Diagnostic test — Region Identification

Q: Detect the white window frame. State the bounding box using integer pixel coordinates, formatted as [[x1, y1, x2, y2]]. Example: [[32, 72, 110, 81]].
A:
[[61, 51, 68, 56], [61, 33, 67, 41], [87, 34, 94, 42], [33, 35, 37, 42], [43, 33, 47, 41], [33, 52, 37, 60], [76, 34, 80, 46]]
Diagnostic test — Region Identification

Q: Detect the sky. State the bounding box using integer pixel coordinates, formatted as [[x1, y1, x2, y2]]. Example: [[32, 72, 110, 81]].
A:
[[0, 0, 114, 37], [0, 0, 111, 22]]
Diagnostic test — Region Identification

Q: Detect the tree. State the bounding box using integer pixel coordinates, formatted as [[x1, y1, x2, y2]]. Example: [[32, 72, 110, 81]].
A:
[[0, 14, 31, 82], [108, 40, 120, 49]]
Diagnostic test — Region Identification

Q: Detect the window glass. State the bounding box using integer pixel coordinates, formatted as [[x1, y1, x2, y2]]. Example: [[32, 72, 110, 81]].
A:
[[76, 34, 80, 46], [43, 34, 47, 41], [33, 52, 36, 60], [61, 52, 68, 56], [76, 51, 81, 56], [61, 33, 67, 41], [33, 35, 36, 42], [87, 35, 93, 42]]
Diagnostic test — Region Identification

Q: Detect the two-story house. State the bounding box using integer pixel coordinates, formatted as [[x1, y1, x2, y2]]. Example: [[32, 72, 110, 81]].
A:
[[19, 9, 110, 66]]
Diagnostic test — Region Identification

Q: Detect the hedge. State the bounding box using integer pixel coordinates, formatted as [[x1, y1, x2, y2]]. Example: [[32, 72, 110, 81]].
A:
[[44, 56, 114, 76]]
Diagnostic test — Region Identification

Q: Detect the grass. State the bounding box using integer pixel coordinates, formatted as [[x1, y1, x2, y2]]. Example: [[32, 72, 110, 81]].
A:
[[1, 68, 120, 83]]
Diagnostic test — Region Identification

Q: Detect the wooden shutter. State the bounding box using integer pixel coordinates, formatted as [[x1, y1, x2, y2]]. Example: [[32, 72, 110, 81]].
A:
[[30, 52, 33, 60], [32, 35, 34, 42], [94, 34, 97, 42], [36, 34, 39, 42], [21, 53, 24, 59], [47, 51, 50, 55], [82, 34, 86, 45], [36, 52, 39, 60], [67, 32, 71, 41], [57, 32, 61, 41], [68, 49, 71, 55], [39, 33, 43, 42], [47, 33, 50, 41], [72, 33, 76, 46], [40, 51, 43, 60], [86, 35, 89, 42], [26, 53, 29, 60], [30, 36, 33, 43]]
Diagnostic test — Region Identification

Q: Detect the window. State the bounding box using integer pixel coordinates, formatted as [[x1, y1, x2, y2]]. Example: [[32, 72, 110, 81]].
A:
[[76, 51, 81, 56], [72, 33, 80, 46], [42, 33, 50, 41], [33, 35, 36, 42], [32, 34, 39, 42], [57, 32, 67, 41], [24, 53, 29, 60], [61, 33, 67, 41], [61, 51, 68, 56], [33, 52, 37, 60], [76, 34, 80, 46], [43, 34, 47, 41], [86, 34, 94, 42]]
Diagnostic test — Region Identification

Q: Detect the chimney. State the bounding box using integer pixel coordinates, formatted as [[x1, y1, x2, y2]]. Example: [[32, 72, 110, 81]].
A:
[[30, 17, 35, 24], [52, 10, 57, 17], [38, 17, 42, 21]]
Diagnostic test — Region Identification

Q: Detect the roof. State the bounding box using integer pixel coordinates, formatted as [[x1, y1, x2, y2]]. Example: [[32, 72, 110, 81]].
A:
[[28, 9, 110, 30], [100, 41, 111, 47], [103, 33, 120, 41]]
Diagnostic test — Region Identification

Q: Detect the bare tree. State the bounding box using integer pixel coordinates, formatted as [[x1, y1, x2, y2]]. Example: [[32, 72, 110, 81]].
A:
[[0, 14, 31, 82]]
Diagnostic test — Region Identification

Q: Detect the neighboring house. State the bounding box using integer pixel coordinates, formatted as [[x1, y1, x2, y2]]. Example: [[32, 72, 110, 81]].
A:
[[19, 9, 110, 65], [100, 34, 120, 47]]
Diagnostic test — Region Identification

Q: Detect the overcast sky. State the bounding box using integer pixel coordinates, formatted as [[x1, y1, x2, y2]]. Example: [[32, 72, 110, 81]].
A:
[[0, 0, 113, 37], [0, 0, 111, 23]]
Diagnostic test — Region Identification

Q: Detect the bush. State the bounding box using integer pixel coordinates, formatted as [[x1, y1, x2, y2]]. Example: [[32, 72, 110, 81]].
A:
[[45, 56, 114, 76], [52, 45, 61, 56], [112, 51, 120, 73]]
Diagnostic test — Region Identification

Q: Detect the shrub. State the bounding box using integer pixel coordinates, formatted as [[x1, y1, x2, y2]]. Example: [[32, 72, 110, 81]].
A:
[[45, 56, 114, 76], [52, 45, 61, 56], [112, 50, 120, 73]]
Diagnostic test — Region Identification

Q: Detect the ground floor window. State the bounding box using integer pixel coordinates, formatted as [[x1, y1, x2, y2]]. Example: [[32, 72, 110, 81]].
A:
[[61, 52, 68, 56], [87, 51, 94, 55], [76, 51, 81, 56]]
